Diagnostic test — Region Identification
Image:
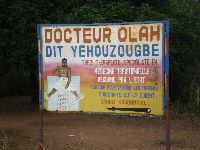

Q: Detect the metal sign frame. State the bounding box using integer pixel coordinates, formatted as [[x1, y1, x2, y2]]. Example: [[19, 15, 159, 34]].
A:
[[37, 20, 170, 149]]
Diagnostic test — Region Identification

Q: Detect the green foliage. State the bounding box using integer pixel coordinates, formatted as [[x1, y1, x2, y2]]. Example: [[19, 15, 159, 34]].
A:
[[0, 0, 40, 74], [0, 0, 199, 112], [64, 1, 136, 23], [167, 0, 200, 111]]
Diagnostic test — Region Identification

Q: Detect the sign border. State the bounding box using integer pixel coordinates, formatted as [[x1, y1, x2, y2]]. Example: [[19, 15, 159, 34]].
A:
[[37, 20, 169, 115]]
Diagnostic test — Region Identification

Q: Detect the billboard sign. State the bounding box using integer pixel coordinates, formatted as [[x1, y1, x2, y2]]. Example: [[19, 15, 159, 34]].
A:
[[38, 21, 169, 115]]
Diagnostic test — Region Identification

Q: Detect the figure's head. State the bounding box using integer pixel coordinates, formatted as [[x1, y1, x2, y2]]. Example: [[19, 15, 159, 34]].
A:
[[62, 58, 67, 67]]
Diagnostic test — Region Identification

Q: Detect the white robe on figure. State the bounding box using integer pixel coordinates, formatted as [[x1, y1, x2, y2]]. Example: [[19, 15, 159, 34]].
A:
[[47, 76, 80, 111]]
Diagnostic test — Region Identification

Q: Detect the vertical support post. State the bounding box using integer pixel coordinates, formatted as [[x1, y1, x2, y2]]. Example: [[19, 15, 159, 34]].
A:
[[39, 103, 44, 150], [37, 28, 44, 150], [164, 22, 170, 150]]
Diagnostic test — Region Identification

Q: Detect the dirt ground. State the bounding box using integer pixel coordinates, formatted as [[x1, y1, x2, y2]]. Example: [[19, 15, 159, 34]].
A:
[[0, 96, 200, 150]]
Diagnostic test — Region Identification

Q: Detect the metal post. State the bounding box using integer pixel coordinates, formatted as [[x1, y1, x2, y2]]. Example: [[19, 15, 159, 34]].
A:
[[165, 26, 170, 150], [39, 103, 44, 150], [38, 35, 44, 150]]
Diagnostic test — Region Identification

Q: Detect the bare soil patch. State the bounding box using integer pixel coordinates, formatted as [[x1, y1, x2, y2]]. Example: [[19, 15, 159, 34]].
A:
[[0, 96, 199, 150]]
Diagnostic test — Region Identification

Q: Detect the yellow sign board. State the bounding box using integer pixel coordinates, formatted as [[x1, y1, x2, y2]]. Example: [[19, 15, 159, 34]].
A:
[[38, 21, 168, 115]]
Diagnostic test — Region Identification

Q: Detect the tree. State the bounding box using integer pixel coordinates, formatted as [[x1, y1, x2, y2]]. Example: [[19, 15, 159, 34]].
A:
[[0, 0, 199, 112]]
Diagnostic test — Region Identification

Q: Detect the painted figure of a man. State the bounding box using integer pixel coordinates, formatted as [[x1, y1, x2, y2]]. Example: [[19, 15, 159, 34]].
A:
[[46, 58, 83, 100]]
